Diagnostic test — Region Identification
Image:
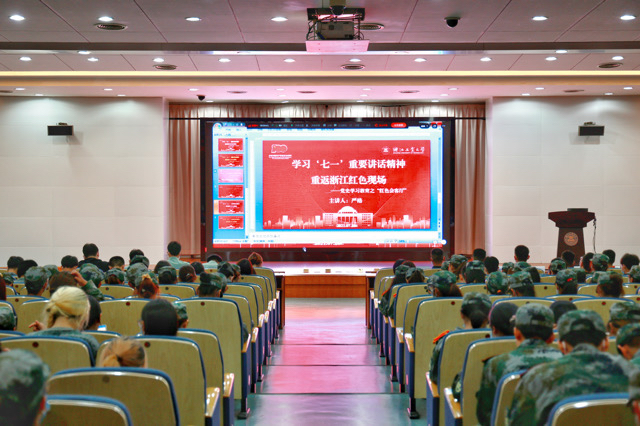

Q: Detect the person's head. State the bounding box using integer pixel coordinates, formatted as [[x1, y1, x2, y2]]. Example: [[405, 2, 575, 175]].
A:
[[608, 300, 640, 336], [591, 253, 610, 272], [17, 259, 38, 278], [489, 302, 518, 337], [135, 273, 160, 299], [207, 254, 223, 264], [514, 303, 555, 343], [237, 258, 255, 276], [581, 252, 594, 273], [25, 266, 48, 296], [621, 253, 640, 274], [85, 295, 101, 330], [549, 300, 577, 325], [448, 254, 467, 279], [405, 267, 425, 283], [549, 258, 567, 275], [98, 337, 147, 368], [44, 286, 90, 330], [157, 267, 178, 285], [427, 271, 462, 297], [486, 271, 509, 295], [501, 262, 515, 275], [430, 249, 444, 266], [561, 250, 576, 268], [629, 369, 640, 424], [79, 263, 105, 286], [141, 299, 178, 336], [483, 256, 499, 274], [167, 241, 182, 257], [173, 301, 189, 328], [472, 248, 487, 262], [82, 243, 99, 259], [153, 260, 171, 274], [42, 265, 58, 281], [574, 267, 587, 283], [108, 256, 125, 270], [596, 272, 624, 298], [616, 323, 640, 360], [48, 271, 77, 296], [525, 266, 541, 283], [198, 272, 227, 297], [392, 259, 406, 273], [0, 350, 49, 426], [191, 261, 204, 275], [460, 292, 491, 329], [508, 271, 536, 297], [514, 245, 530, 262], [555, 269, 578, 295], [557, 310, 608, 353], [130, 255, 150, 268], [7, 255, 24, 272], [631, 266, 640, 284], [0, 306, 17, 331], [248, 252, 263, 267], [60, 255, 79, 271], [128, 249, 144, 262], [105, 268, 126, 285], [464, 260, 486, 283], [178, 265, 197, 283], [217, 262, 235, 281], [512, 261, 531, 273], [603, 249, 616, 267], [391, 264, 411, 285], [441, 260, 450, 271]]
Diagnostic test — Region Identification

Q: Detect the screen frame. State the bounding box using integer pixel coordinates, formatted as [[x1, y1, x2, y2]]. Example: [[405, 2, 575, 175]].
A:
[[201, 117, 454, 261]]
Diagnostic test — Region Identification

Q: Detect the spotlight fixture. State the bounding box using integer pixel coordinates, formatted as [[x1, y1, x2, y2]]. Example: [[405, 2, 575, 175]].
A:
[[284, 58, 296, 63], [9, 15, 25, 21], [19, 56, 31, 61], [480, 57, 492, 62], [536, 87, 545, 90], [218, 58, 231, 63], [271, 17, 288, 22], [15, 87, 25, 91], [624, 86, 633, 90], [445, 17, 460, 28], [104, 88, 113, 91], [545, 56, 557, 61], [189, 88, 199, 91], [449, 88, 458, 91], [522, 93, 531, 96], [604, 92, 613, 95], [185, 17, 201, 22], [153, 58, 165, 63], [98, 16, 114, 22], [620, 14, 636, 21], [532, 16, 547, 21], [414, 58, 427, 62], [77, 50, 91, 55], [88, 57, 99, 62], [349, 58, 362, 62], [556, 49, 568, 54], [612, 55, 624, 61]]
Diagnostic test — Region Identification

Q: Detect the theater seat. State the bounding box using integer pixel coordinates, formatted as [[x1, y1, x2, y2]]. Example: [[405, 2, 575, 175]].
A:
[[572, 298, 618, 324], [493, 297, 553, 309], [100, 285, 134, 299], [546, 295, 592, 302], [459, 284, 488, 295], [15, 299, 48, 333], [48, 367, 179, 426], [546, 393, 633, 426], [85, 330, 121, 345], [533, 284, 557, 297], [43, 395, 132, 426], [100, 299, 149, 336], [1, 336, 94, 373], [159, 284, 196, 299], [395, 294, 430, 393], [490, 369, 526, 426], [577, 285, 599, 296], [0, 330, 24, 339]]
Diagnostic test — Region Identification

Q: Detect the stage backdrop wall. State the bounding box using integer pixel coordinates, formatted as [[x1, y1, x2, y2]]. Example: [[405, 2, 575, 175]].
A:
[[169, 103, 487, 257], [0, 97, 167, 265], [488, 96, 640, 264]]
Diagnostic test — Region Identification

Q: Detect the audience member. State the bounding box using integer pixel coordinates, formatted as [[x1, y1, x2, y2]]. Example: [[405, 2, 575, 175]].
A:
[[549, 300, 577, 325], [167, 241, 189, 269], [77, 263, 106, 301], [596, 272, 624, 298], [237, 258, 255, 276], [591, 253, 610, 272], [0, 275, 6, 301], [508, 310, 634, 425], [561, 250, 576, 268], [197, 272, 227, 297], [178, 265, 197, 283], [514, 245, 530, 262], [430, 249, 444, 268], [621, 253, 640, 275], [405, 267, 425, 283], [488, 302, 518, 337], [616, 323, 640, 368], [427, 271, 462, 297], [48, 271, 76, 295], [0, 350, 49, 426], [128, 249, 145, 264], [153, 260, 171, 274], [548, 258, 566, 275], [573, 267, 587, 283], [630, 370, 640, 424], [130, 254, 150, 268], [218, 262, 240, 282], [525, 266, 541, 283], [97, 337, 147, 368], [392, 258, 406, 272], [501, 262, 515, 275], [191, 261, 205, 275], [508, 271, 536, 297], [248, 252, 263, 268], [581, 252, 594, 273], [43, 264, 59, 279], [448, 255, 467, 282], [78, 243, 109, 272], [464, 260, 486, 283], [602, 249, 616, 268], [486, 271, 508, 295], [472, 248, 487, 262], [158, 266, 178, 285], [174, 301, 189, 328], [105, 268, 126, 285], [141, 298, 178, 336], [108, 255, 125, 270], [85, 295, 102, 330], [483, 256, 499, 274], [17, 259, 38, 278], [134, 273, 160, 300], [60, 255, 79, 271], [631, 265, 640, 284], [203, 253, 224, 269], [555, 269, 578, 295], [6, 255, 23, 279], [0, 306, 17, 330], [607, 300, 640, 337], [24, 266, 48, 296]]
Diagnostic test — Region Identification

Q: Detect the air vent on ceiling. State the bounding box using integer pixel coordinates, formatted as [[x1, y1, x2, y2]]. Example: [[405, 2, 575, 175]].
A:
[[227, 90, 247, 94], [358, 22, 385, 31], [95, 23, 128, 31], [598, 62, 622, 69], [563, 89, 585, 93], [399, 90, 419, 94], [297, 90, 317, 94], [154, 64, 177, 70], [341, 64, 365, 70]]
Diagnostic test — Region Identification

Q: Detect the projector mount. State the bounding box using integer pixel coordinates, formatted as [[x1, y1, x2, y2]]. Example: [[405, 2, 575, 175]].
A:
[[306, 1, 366, 41]]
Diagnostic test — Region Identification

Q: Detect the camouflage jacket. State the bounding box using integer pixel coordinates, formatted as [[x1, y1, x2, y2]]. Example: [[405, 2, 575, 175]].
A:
[[508, 343, 635, 426], [632, 350, 640, 369], [476, 338, 562, 426], [428, 327, 463, 386], [81, 280, 105, 301]]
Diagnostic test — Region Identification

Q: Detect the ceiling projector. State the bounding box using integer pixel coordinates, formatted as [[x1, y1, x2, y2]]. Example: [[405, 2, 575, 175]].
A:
[[306, 0, 368, 52]]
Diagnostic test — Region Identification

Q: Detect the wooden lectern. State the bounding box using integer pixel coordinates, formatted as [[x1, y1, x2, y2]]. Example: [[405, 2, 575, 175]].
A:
[[548, 209, 595, 259]]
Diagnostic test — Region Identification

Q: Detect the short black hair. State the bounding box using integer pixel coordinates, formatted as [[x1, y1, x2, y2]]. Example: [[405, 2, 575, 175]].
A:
[[82, 243, 99, 257], [472, 248, 487, 262], [483, 256, 499, 273], [621, 254, 640, 270], [207, 254, 223, 263], [561, 330, 606, 347], [581, 253, 594, 272], [237, 259, 254, 276], [526, 266, 541, 283], [519, 323, 553, 341], [154, 260, 172, 274], [60, 255, 79, 268], [108, 256, 125, 269], [85, 295, 101, 330], [465, 268, 485, 284], [597, 273, 624, 298], [129, 249, 144, 261], [561, 250, 575, 267], [191, 261, 204, 275], [7, 256, 23, 269], [17, 260, 38, 278], [167, 241, 182, 256], [141, 299, 178, 336], [431, 249, 444, 263], [514, 245, 529, 261], [550, 300, 577, 323], [603, 249, 616, 265], [178, 265, 196, 283]]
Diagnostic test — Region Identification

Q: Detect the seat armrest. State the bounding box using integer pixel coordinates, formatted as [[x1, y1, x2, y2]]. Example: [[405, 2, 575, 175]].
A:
[[242, 334, 251, 353], [396, 327, 404, 343], [426, 372, 439, 398], [268, 300, 274, 311], [276, 290, 280, 299], [205, 387, 221, 418], [444, 387, 462, 419], [251, 327, 259, 343], [264, 310, 270, 323], [374, 299, 379, 309], [405, 334, 414, 353], [389, 318, 395, 328], [384, 316, 389, 324], [259, 314, 264, 328], [223, 373, 235, 398]]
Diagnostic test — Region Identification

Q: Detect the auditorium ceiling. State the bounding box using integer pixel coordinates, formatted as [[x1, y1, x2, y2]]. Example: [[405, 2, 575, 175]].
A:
[[1, 0, 640, 102]]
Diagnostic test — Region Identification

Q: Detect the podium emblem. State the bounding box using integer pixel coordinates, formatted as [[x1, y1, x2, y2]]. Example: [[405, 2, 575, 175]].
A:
[[564, 232, 579, 246]]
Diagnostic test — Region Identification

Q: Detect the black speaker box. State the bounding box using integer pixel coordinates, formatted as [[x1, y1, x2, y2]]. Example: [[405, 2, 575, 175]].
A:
[[48, 125, 73, 136], [579, 125, 604, 136]]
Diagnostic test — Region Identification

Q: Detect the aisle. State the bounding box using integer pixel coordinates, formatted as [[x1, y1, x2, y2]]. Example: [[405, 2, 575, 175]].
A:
[[237, 298, 425, 425]]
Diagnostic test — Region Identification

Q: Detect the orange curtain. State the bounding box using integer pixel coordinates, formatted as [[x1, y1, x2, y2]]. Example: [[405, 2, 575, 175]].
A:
[[169, 103, 486, 255]]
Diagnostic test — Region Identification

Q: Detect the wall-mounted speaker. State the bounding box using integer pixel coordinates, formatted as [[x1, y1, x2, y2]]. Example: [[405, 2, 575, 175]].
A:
[[579, 124, 604, 136], [47, 125, 73, 136]]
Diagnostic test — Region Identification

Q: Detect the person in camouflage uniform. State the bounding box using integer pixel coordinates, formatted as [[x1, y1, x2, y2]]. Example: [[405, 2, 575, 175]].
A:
[[508, 309, 635, 426], [378, 264, 410, 317], [502, 262, 515, 275], [616, 323, 640, 368], [548, 258, 567, 275], [629, 369, 640, 424], [476, 304, 562, 426], [24, 266, 48, 296], [608, 300, 640, 336], [555, 269, 578, 295], [591, 253, 610, 272], [508, 271, 536, 297], [486, 271, 509, 295], [464, 260, 486, 284]]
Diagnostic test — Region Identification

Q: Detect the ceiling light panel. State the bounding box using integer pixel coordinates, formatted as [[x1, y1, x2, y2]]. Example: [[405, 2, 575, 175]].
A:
[[54, 53, 135, 71], [123, 54, 197, 71], [385, 55, 453, 71], [570, 52, 640, 71], [447, 54, 521, 71], [509, 53, 587, 71], [0, 54, 69, 71]]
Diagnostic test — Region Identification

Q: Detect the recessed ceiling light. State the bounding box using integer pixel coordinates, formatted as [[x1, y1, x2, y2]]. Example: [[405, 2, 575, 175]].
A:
[[522, 93, 531, 96], [10, 15, 25, 21], [431, 100, 440, 103], [218, 58, 231, 63], [624, 86, 633, 90], [117, 94, 126, 97], [35, 94, 43, 96], [153, 57, 165, 63], [536, 87, 545, 90], [185, 17, 201, 22], [449, 87, 458, 91], [545, 56, 557, 61], [349, 58, 362, 62], [189, 88, 199, 91], [480, 57, 492, 62], [605, 92, 613, 95], [104, 88, 113, 91], [98, 16, 114, 22], [556, 49, 568, 54], [88, 57, 99, 62], [532, 16, 548, 21], [414, 58, 427, 62], [19, 56, 31, 62], [282, 101, 289, 103], [15, 87, 25, 91], [271, 17, 288, 22], [356, 100, 364, 103], [206, 100, 214, 103], [276, 88, 285, 91], [620, 14, 636, 21], [612, 55, 624, 61], [399, 90, 419, 94], [360, 94, 368, 97], [279, 94, 287, 97], [77, 50, 91, 55], [362, 88, 371, 91], [440, 93, 448, 97], [284, 58, 296, 63]]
